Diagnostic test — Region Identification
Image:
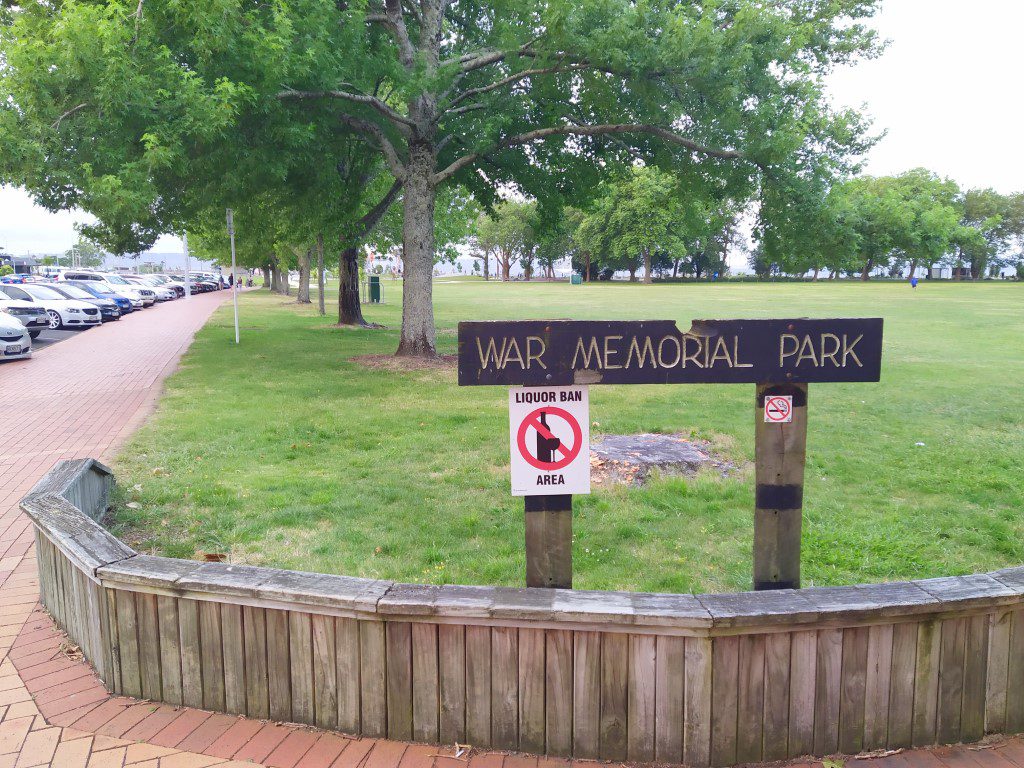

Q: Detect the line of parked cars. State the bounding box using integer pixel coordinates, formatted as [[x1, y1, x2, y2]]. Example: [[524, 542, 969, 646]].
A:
[[0, 269, 227, 362]]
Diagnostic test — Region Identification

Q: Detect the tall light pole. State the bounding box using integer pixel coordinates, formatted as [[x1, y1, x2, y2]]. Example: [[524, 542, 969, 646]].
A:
[[226, 209, 240, 344], [182, 232, 192, 300]]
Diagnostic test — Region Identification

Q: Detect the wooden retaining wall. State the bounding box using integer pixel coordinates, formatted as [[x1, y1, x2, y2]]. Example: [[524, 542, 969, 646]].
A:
[[22, 459, 1024, 766]]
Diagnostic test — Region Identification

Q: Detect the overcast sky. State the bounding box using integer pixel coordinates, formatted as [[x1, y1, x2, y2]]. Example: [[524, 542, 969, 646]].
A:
[[1, 0, 1022, 256]]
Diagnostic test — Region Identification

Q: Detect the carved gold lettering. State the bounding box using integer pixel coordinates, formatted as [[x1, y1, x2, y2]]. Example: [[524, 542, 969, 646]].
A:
[[682, 335, 704, 368], [733, 337, 753, 367], [572, 336, 602, 368], [526, 336, 547, 369], [709, 336, 734, 367], [795, 335, 819, 367], [626, 336, 656, 368], [657, 335, 681, 367], [502, 337, 524, 369], [603, 335, 623, 369], [819, 333, 841, 367], [842, 334, 864, 367], [779, 333, 800, 366], [476, 337, 504, 369]]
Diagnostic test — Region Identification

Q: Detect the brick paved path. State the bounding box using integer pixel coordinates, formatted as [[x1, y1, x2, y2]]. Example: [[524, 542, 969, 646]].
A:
[[0, 290, 1022, 768]]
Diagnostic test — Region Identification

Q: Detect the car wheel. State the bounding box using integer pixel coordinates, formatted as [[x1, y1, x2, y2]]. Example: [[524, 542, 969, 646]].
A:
[[29, 330, 40, 339], [46, 310, 62, 330]]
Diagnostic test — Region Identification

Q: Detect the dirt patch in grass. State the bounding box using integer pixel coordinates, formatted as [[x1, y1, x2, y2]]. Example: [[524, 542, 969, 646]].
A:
[[350, 353, 457, 372], [590, 433, 738, 486]]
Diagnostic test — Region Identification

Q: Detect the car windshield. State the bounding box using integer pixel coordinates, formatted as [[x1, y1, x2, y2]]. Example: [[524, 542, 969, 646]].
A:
[[105, 275, 130, 285], [79, 283, 113, 295], [23, 285, 66, 301], [56, 286, 93, 300]]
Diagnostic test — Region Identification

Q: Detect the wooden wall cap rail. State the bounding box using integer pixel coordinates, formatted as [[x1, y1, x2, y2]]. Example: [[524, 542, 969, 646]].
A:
[[22, 458, 1024, 634]]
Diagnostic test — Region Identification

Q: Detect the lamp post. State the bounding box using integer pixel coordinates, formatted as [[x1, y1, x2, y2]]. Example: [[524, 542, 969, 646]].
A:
[[182, 233, 192, 300], [226, 209, 240, 344]]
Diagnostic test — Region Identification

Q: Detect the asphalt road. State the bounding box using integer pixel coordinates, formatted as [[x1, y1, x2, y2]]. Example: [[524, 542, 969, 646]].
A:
[[32, 328, 81, 350]]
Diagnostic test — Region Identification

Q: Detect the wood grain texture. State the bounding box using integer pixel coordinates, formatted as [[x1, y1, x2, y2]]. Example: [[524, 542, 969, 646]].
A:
[[813, 628, 842, 756], [1005, 609, 1024, 733], [546, 629, 573, 757], [136, 593, 162, 701], [199, 601, 226, 712], [411, 623, 439, 743], [336, 617, 360, 734], [684, 636, 713, 768], [115, 590, 141, 699], [936, 617, 967, 744], [912, 619, 941, 747], [386, 621, 413, 741], [762, 632, 791, 761], [178, 598, 203, 709], [221, 603, 245, 715], [290, 612, 315, 724], [573, 631, 601, 759], [491, 626, 520, 750], [985, 610, 1012, 734], [838, 626, 869, 755], [628, 634, 657, 762], [465, 625, 492, 747], [312, 614, 338, 730], [360, 620, 387, 738], [789, 630, 817, 757], [267, 608, 292, 723], [242, 605, 270, 720], [518, 628, 546, 754], [600, 632, 629, 761], [156, 596, 182, 706], [711, 636, 739, 768], [888, 621, 918, 749], [736, 634, 766, 764], [960, 612, 988, 743], [655, 635, 685, 763], [438, 624, 466, 745], [863, 623, 894, 750]]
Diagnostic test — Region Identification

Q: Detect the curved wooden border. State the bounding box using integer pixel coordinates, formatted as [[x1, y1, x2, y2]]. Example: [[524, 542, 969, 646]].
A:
[[22, 459, 1024, 765]]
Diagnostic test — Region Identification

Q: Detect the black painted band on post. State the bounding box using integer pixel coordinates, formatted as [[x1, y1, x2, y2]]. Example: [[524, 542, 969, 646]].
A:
[[755, 484, 803, 510], [525, 494, 572, 513]]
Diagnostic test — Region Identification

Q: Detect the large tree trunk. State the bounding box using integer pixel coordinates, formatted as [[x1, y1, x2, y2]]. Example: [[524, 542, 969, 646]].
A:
[[396, 146, 438, 357], [270, 264, 280, 293], [317, 233, 325, 316], [483, 249, 489, 281], [643, 248, 653, 284], [860, 258, 873, 281], [628, 267, 637, 282], [296, 249, 311, 304], [262, 266, 271, 288], [906, 259, 917, 279], [338, 245, 370, 326], [812, 266, 820, 281], [585, 251, 591, 281]]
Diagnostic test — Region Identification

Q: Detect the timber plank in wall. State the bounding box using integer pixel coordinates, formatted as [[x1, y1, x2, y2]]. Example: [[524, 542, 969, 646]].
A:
[[313, 614, 339, 730], [961, 613, 988, 742], [439, 624, 466, 745], [1006, 609, 1024, 732], [267, 609, 292, 723], [465, 625, 492, 747], [386, 621, 413, 741], [863, 623, 894, 751], [546, 629, 573, 757], [888, 622, 918, 749], [683, 636, 712, 768], [838, 625, 869, 755], [199, 601, 226, 712], [222, 604, 246, 715], [411, 623, 439, 743], [157, 596, 182, 706], [654, 635, 684, 764], [97, 583, 118, 693], [491, 626, 520, 750], [518, 628, 545, 754], [573, 631, 601, 759], [912, 619, 941, 747], [628, 634, 657, 763], [762, 632, 791, 762], [360, 620, 387, 738], [736, 634, 766, 764], [290, 612, 315, 725], [104, 588, 123, 695], [115, 589, 142, 699], [243, 606, 270, 720], [600, 632, 629, 761], [178, 599, 203, 709], [936, 617, 967, 744], [813, 628, 842, 756], [710, 635, 739, 768], [136, 593, 163, 701], [336, 617, 360, 734], [985, 610, 1012, 734]]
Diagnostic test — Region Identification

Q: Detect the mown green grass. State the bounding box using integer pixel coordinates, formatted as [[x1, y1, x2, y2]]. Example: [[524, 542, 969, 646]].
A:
[[112, 279, 1024, 593]]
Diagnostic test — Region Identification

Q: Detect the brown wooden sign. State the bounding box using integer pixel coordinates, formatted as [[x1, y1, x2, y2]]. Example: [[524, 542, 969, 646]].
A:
[[459, 318, 883, 387]]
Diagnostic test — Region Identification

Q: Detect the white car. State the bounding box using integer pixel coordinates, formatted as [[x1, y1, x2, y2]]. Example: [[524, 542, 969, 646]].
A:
[[60, 270, 151, 307], [0, 283, 102, 330], [0, 298, 50, 339], [0, 313, 31, 361], [126, 276, 176, 301]]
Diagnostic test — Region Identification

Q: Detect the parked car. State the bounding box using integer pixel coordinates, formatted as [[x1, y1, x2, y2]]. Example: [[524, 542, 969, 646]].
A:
[[126, 275, 176, 301], [0, 273, 28, 284], [47, 283, 121, 321], [0, 313, 31, 361], [149, 275, 186, 298], [0, 283, 103, 330], [0, 298, 49, 339], [64, 280, 135, 314], [60, 271, 151, 307]]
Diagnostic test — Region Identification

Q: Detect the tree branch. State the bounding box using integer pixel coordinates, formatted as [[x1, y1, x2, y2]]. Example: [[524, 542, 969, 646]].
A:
[[338, 114, 408, 180], [444, 64, 589, 112], [277, 88, 415, 133], [432, 124, 746, 184], [354, 178, 404, 241], [445, 35, 543, 73], [51, 103, 89, 130]]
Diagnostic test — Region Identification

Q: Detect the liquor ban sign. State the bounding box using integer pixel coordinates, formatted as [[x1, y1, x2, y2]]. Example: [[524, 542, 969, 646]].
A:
[[509, 386, 590, 496]]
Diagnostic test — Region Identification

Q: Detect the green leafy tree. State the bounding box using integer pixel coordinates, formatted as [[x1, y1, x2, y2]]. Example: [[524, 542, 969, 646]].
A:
[[64, 239, 107, 269], [475, 202, 537, 281], [952, 189, 1024, 279]]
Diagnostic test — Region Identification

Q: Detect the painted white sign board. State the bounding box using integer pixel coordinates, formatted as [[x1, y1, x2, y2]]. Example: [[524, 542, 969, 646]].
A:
[[508, 386, 590, 496]]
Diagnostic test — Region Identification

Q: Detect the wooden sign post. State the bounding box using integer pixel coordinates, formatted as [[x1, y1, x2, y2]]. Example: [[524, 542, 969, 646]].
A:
[[459, 318, 883, 591]]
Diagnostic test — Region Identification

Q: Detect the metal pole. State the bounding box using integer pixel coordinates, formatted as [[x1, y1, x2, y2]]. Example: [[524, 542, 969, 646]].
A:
[[226, 209, 240, 344], [182, 233, 192, 300]]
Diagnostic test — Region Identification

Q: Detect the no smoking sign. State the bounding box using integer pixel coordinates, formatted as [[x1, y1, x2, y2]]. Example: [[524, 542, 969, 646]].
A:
[[764, 395, 794, 423], [509, 386, 590, 496]]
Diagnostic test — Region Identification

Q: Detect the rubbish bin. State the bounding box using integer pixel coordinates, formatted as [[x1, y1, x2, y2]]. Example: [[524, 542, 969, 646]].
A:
[[570, 274, 583, 285], [369, 275, 381, 303]]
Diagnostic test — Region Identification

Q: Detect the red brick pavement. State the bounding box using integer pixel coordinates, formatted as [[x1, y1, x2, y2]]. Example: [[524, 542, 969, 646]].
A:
[[0, 289, 1021, 768]]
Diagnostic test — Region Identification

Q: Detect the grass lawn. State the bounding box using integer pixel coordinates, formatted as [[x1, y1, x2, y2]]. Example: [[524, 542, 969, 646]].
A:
[[112, 279, 1024, 594]]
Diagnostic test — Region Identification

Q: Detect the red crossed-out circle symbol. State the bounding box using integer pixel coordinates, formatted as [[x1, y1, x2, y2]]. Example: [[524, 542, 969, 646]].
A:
[[764, 396, 792, 422], [516, 406, 583, 471]]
